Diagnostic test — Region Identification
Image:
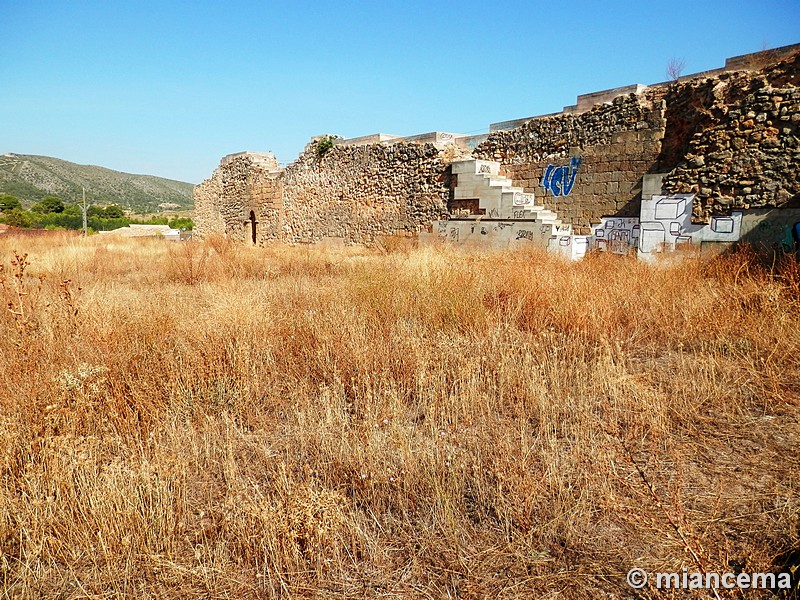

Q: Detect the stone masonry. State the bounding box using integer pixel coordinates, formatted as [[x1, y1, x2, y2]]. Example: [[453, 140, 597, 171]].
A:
[[659, 54, 800, 218], [195, 44, 800, 249], [473, 94, 666, 231], [194, 152, 282, 243], [280, 143, 448, 244], [195, 143, 448, 245]]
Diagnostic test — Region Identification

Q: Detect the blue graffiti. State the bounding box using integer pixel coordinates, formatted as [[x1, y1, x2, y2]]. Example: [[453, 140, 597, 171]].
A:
[[541, 157, 581, 197]]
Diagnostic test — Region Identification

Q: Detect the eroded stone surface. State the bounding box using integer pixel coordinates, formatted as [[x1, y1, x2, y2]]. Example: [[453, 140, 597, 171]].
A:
[[195, 144, 448, 245]]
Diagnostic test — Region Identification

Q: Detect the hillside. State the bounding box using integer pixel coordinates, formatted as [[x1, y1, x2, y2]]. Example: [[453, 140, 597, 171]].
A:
[[0, 153, 194, 213]]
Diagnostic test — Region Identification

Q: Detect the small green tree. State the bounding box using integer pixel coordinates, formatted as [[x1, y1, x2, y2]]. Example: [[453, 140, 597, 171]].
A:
[[168, 217, 194, 230], [39, 212, 82, 230], [31, 196, 65, 214], [87, 205, 105, 218], [103, 205, 125, 218], [0, 194, 22, 212], [62, 203, 82, 217], [0, 208, 33, 228]]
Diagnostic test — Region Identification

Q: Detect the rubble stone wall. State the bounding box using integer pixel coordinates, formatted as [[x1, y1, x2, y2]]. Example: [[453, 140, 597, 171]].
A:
[[195, 48, 799, 243], [194, 144, 449, 245], [280, 144, 449, 244], [472, 51, 799, 229], [194, 153, 282, 243], [474, 95, 666, 230], [659, 54, 800, 218]]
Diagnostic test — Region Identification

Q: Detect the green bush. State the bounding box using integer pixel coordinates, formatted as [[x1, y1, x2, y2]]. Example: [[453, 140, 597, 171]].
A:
[[86, 205, 105, 218], [86, 204, 124, 219], [0, 208, 33, 228], [35, 212, 83, 229], [63, 204, 83, 217], [88, 216, 130, 231], [168, 217, 194, 230], [31, 196, 65, 214], [313, 135, 339, 158], [103, 205, 125, 219], [0, 202, 191, 233], [0, 194, 22, 212]]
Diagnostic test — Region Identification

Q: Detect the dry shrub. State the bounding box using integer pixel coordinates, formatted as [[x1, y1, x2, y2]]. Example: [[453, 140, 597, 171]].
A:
[[374, 233, 417, 255], [228, 464, 364, 581], [0, 238, 798, 598], [165, 240, 212, 284]]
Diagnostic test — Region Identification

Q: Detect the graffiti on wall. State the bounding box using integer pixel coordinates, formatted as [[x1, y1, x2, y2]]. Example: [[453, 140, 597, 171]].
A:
[[639, 194, 742, 258], [513, 191, 535, 206], [541, 157, 581, 197], [591, 218, 640, 254], [547, 234, 588, 260], [430, 216, 586, 261], [750, 216, 800, 253], [553, 224, 573, 235], [590, 194, 744, 259]]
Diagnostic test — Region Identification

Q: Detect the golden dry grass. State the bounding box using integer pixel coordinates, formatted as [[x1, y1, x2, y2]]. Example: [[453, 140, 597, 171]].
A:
[[0, 233, 798, 598]]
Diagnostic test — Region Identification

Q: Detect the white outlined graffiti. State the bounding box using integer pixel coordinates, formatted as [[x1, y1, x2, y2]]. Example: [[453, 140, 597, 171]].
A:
[[513, 191, 535, 206], [591, 217, 640, 254], [590, 195, 743, 259], [638, 194, 742, 259]]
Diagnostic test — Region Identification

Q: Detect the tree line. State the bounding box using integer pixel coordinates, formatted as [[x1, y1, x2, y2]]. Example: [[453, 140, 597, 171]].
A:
[[0, 194, 193, 232]]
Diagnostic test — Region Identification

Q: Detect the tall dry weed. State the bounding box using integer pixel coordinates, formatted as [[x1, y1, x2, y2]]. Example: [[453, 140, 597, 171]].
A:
[[0, 236, 797, 598]]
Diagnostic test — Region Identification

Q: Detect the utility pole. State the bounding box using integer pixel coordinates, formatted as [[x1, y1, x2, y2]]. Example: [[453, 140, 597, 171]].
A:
[[82, 187, 88, 236]]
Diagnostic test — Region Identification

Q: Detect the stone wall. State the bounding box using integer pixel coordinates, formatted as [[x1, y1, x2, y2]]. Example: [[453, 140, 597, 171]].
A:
[[195, 46, 799, 246], [659, 54, 800, 218], [194, 152, 282, 243], [194, 144, 449, 245], [193, 164, 224, 239], [280, 143, 449, 244], [468, 50, 800, 230], [473, 95, 666, 231]]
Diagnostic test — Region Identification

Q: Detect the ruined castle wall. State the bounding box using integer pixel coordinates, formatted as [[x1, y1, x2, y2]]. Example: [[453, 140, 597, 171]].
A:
[[472, 51, 799, 230], [194, 144, 449, 245], [659, 54, 800, 218], [279, 143, 449, 244], [193, 169, 224, 239], [195, 47, 799, 245], [473, 95, 666, 231], [194, 153, 282, 243]]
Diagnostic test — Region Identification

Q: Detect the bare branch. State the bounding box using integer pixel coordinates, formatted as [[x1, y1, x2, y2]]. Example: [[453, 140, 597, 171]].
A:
[[666, 57, 687, 82]]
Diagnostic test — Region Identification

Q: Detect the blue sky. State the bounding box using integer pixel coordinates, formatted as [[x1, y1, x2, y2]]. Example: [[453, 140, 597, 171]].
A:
[[1, 1, 798, 184]]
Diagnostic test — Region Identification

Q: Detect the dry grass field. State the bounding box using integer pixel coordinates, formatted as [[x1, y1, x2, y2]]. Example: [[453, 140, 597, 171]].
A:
[[0, 234, 798, 598]]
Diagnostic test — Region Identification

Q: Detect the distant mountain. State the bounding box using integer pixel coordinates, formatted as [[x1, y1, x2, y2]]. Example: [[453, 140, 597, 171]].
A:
[[0, 153, 194, 213]]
